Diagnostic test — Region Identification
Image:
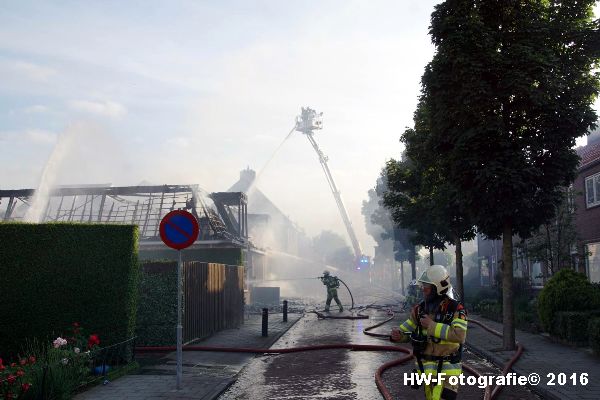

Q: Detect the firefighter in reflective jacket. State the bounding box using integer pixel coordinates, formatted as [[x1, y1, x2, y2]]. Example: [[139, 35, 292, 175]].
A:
[[320, 270, 344, 312], [391, 265, 467, 400]]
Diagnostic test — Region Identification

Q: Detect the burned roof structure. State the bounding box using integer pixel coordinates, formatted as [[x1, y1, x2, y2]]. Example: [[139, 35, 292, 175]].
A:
[[0, 184, 248, 246]]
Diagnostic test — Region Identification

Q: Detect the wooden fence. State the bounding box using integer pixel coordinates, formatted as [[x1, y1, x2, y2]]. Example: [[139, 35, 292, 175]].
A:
[[183, 261, 245, 343]]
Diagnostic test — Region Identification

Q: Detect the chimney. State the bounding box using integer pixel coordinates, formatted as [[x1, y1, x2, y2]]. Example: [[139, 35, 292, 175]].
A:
[[588, 128, 600, 146], [240, 167, 256, 185]]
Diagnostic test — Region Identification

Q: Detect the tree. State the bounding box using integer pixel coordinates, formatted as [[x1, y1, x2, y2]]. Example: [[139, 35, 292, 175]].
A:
[[384, 156, 447, 268], [422, 0, 599, 349], [312, 230, 355, 271], [393, 226, 420, 281], [517, 189, 579, 281], [362, 184, 396, 264], [385, 99, 476, 300], [364, 174, 420, 276], [362, 176, 419, 290]]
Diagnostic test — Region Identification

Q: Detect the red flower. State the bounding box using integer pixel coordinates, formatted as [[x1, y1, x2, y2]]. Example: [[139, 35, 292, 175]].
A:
[[21, 383, 31, 392], [19, 358, 26, 366], [0, 364, 5, 371], [73, 322, 80, 327], [87, 334, 100, 348], [0, 357, 3, 365], [10, 362, 16, 367], [28, 356, 36, 364], [7, 374, 16, 384], [16, 369, 25, 377]]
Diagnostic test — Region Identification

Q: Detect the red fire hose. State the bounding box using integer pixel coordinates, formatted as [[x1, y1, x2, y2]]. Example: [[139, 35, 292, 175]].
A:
[[135, 315, 523, 400], [136, 343, 411, 354], [469, 319, 524, 400]]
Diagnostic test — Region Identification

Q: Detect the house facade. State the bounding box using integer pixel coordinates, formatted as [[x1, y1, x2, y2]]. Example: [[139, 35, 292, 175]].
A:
[[574, 130, 600, 283], [477, 131, 600, 286]]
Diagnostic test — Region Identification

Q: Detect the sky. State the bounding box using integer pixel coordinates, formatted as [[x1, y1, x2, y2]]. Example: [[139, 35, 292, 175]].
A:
[[1, 1, 598, 257]]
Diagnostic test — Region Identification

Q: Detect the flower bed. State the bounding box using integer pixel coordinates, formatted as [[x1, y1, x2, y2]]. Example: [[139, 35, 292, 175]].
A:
[[0, 322, 126, 400]]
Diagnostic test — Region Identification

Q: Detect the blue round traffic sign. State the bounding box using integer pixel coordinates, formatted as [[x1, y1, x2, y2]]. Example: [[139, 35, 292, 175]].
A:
[[159, 210, 200, 250]]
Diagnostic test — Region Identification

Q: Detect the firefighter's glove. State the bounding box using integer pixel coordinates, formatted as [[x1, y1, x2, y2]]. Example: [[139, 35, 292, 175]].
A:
[[419, 314, 434, 329]]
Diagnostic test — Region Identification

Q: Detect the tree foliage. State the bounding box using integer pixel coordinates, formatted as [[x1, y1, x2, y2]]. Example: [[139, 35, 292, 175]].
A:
[[383, 154, 446, 255], [424, 0, 599, 238], [384, 100, 475, 298], [312, 230, 355, 271], [418, 0, 599, 349], [362, 175, 419, 280], [517, 189, 579, 277]]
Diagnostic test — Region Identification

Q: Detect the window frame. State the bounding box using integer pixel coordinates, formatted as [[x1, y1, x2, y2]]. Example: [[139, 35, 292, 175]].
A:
[[584, 171, 600, 208]]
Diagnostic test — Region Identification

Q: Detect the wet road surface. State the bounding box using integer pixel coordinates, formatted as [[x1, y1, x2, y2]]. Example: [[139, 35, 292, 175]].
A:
[[220, 308, 540, 399]]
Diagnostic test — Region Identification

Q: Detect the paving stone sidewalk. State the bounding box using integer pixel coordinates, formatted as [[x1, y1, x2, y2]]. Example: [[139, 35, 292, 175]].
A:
[[466, 314, 600, 400], [75, 313, 303, 400]]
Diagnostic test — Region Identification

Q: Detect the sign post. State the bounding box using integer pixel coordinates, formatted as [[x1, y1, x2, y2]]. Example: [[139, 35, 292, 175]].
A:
[[159, 210, 200, 390]]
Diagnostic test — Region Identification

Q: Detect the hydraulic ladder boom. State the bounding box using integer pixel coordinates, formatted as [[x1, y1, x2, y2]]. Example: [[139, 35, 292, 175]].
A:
[[295, 107, 363, 260]]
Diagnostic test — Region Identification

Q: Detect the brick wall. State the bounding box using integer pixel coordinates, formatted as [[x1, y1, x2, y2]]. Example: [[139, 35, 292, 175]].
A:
[[574, 162, 600, 245]]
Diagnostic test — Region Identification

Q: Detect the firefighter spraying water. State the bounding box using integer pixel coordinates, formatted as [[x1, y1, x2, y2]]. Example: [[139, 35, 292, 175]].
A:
[[319, 270, 344, 312]]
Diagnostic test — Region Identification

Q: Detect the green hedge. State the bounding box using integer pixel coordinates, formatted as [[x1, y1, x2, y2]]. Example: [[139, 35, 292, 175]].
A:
[[0, 223, 139, 357], [474, 298, 540, 332], [135, 262, 177, 346], [555, 312, 591, 345], [537, 269, 600, 335], [589, 318, 600, 355]]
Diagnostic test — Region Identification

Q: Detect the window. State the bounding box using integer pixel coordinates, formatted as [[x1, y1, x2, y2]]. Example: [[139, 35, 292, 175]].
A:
[[480, 258, 490, 286], [530, 262, 544, 287], [585, 172, 600, 208], [585, 243, 600, 283]]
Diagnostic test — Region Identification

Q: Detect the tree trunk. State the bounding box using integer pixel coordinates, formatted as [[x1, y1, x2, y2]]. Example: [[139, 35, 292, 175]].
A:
[[400, 261, 405, 295], [410, 246, 416, 280], [455, 235, 464, 301], [545, 224, 554, 274], [429, 246, 434, 266], [556, 217, 562, 270], [502, 221, 516, 350]]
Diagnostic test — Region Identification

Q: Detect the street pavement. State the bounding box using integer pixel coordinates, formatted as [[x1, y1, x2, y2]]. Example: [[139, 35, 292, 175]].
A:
[[221, 308, 539, 400], [466, 314, 600, 400], [74, 312, 302, 400], [74, 308, 599, 400]]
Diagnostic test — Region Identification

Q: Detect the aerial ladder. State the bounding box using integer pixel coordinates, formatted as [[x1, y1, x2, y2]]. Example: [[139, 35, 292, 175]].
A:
[[295, 107, 369, 269]]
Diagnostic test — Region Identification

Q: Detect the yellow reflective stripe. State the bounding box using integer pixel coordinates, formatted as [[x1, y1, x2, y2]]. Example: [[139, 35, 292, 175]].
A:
[[420, 362, 440, 371], [442, 363, 461, 371], [442, 369, 462, 375], [440, 324, 449, 339], [406, 319, 417, 328], [438, 339, 459, 345], [451, 323, 467, 331], [400, 320, 416, 333], [415, 361, 462, 375], [434, 323, 443, 338], [452, 319, 467, 331]]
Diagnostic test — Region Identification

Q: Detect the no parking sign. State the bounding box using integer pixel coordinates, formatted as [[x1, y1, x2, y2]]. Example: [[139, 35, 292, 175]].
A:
[[158, 209, 199, 390], [159, 210, 199, 250]]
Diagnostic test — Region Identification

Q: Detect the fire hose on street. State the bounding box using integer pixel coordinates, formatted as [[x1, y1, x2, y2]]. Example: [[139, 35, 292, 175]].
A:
[[309, 276, 373, 319], [365, 312, 523, 400], [136, 310, 522, 400]]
